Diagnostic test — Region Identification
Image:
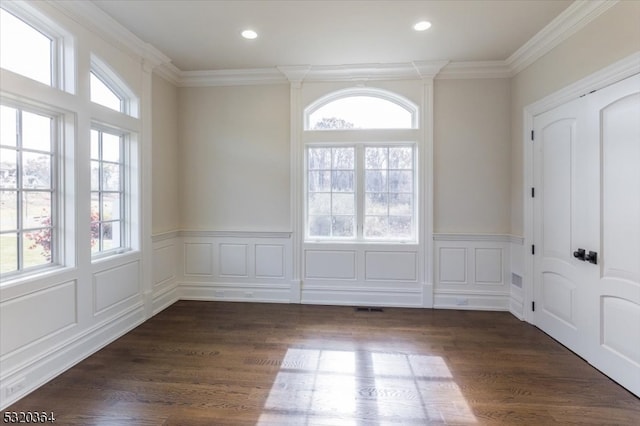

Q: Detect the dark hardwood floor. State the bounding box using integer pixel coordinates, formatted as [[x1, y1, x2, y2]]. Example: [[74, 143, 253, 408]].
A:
[[7, 301, 640, 425]]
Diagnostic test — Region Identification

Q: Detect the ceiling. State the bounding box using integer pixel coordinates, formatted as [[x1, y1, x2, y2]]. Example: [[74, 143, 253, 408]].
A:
[[90, 0, 573, 72]]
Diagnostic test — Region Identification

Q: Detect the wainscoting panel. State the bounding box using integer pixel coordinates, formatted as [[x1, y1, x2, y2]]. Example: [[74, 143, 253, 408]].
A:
[[152, 232, 180, 316], [434, 235, 511, 311], [93, 261, 140, 315], [179, 231, 293, 303], [301, 243, 427, 308], [0, 280, 77, 356]]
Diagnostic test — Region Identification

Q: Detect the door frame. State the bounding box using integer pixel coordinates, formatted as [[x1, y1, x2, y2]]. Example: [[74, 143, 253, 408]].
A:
[[522, 52, 640, 325]]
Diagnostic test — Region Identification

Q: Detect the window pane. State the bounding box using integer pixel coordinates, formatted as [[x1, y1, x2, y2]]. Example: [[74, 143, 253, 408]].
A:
[[364, 216, 388, 238], [22, 152, 51, 189], [102, 163, 120, 191], [24, 227, 52, 266], [0, 9, 52, 86], [332, 193, 354, 215], [389, 193, 412, 215], [389, 171, 412, 193], [308, 171, 331, 192], [91, 161, 100, 191], [389, 147, 413, 169], [102, 192, 121, 221], [331, 171, 354, 192], [1, 105, 17, 147], [0, 148, 17, 188], [91, 192, 100, 219], [22, 111, 51, 152], [90, 72, 122, 112], [309, 96, 413, 130], [309, 215, 331, 237], [90, 218, 100, 254], [308, 193, 331, 215], [91, 130, 99, 159], [365, 170, 387, 192], [366, 147, 388, 169], [22, 191, 51, 228], [365, 193, 388, 215], [332, 216, 354, 237], [0, 233, 18, 273], [102, 132, 121, 162], [389, 216, 412, 239], [0, 191, 17, 230], [332, 147, 354, 169], [308, 148, 331, 170], [102, 220, 121, 251]]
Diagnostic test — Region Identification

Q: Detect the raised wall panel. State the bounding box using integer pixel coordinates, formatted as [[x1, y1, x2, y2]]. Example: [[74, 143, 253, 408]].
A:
[[219, 244, 248, 277], [94, 261, 140, 314], [439, 248, 467, 283], [475, 248, 503, 284], [255, 244, 284, 278], [153, 244, 176, 286], [601, 296, 640, 365], [305, 250, 356, 279], [365, 251, 417, 281], [184, 242, 213, 276], [0, 281, 77, 355]]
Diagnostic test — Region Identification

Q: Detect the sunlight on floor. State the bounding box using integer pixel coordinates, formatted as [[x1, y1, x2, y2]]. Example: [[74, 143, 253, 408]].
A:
[[257, 348, 476, 425]]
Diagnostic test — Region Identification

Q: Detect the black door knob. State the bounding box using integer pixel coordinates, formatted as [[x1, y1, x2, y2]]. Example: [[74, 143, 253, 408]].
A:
[[586, 251, 598, 264], [573, 248, 586, 261]]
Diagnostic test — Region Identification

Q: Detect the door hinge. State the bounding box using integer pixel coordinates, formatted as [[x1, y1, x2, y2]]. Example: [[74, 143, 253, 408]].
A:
[[531, 187, 535, 198], [531, 130, 535, 141], [532, 301, 536, 312], [531, 244, 535, 255]]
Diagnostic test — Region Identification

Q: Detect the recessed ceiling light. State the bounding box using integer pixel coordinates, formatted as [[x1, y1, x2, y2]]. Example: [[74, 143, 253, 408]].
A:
[[413, 21, 432, 31], [241, 29, 258, 40]]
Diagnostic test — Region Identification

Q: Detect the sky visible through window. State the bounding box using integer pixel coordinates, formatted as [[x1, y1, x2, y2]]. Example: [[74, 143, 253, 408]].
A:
[[0, 8, 52, 86], [309, 96, 413, 130]]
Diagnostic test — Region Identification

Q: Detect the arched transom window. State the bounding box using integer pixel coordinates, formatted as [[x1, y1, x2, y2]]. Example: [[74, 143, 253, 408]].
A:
[[305, 88, 418, 130]]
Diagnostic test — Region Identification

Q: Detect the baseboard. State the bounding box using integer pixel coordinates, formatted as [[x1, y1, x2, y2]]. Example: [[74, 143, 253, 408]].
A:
[[509, 286, 525, 320], [433, 291, 509, 311], [152, 285, 179, 316], [179, 281, 292, 304], [0, 304, 145, 410]]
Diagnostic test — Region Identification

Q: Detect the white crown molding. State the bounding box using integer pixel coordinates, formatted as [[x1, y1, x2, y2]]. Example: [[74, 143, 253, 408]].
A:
[[413, 60, 450, 79], [304, 62, 424, 82], [153, 62, 181, 86], [437, 61, 511, 80], [179, 68, 288, 87], [46, 0, 172, 69], [506, 0, 619, 75]]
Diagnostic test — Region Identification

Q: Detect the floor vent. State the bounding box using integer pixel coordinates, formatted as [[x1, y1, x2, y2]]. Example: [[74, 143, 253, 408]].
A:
[[355, 307, 384, 312]]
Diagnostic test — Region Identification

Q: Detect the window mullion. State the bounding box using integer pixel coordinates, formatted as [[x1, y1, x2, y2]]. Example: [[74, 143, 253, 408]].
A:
[[356, 144, 364, 240], [16, 111, 23, 270]]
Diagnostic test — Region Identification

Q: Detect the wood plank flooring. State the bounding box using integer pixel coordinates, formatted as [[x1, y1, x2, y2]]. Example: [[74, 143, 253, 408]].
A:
[[6, 301, 640, 425]]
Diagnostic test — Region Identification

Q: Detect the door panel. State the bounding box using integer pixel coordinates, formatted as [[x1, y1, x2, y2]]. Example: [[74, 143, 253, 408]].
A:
[[590, 76, 640, 396], [533, 98, 589, 358]]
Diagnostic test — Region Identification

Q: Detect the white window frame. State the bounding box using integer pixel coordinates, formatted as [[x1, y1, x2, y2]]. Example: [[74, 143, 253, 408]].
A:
[[90, 125, 130, 259], [0, 2, 75, 92], [0, 101, 65, 279], [303, 88, 420, 243], [90, 55, 139, 118], [304, 142, 417, 243]]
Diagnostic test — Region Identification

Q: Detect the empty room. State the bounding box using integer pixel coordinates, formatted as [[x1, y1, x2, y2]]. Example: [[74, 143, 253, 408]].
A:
[[0, 0, 639, 424]]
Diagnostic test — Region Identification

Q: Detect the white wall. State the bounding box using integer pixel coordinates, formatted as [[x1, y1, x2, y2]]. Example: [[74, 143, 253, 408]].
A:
[[178, 84, 290, 232], [152, 73, 180, 234], [434, 78, 511, 234]]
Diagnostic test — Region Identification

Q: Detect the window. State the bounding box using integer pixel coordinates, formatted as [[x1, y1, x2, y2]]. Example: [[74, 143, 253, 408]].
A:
[[90, 72, 123, 112], [306, 144, 416, 241], [0, 8, 53, 86], [91, 128, 126, 255], [305, 88, 417, 130], [0, 104, 56, 274]]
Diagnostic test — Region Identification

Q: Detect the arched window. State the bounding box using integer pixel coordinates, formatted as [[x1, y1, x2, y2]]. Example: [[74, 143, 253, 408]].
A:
[[305, 88, 418, 130], [90, 55, 139, 117], [303, 88, 419, 242]]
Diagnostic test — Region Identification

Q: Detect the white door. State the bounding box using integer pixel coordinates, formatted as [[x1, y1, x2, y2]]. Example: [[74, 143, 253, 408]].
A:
[[533, 73, 640, 397], [533, 97, 590, 360], [586, 74, 640, 395]]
